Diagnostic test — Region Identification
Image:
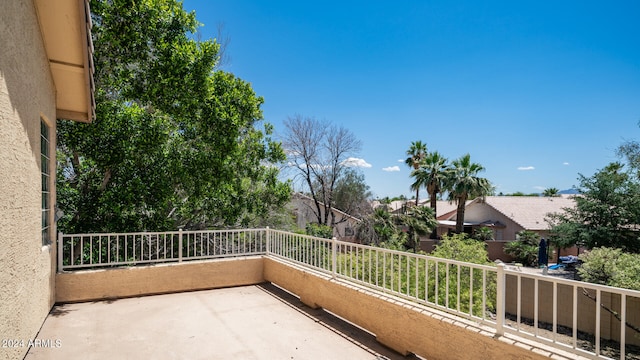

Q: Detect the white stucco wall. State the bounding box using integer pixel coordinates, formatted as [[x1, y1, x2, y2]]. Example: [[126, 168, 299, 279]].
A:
[[0, 1, 58, 359]]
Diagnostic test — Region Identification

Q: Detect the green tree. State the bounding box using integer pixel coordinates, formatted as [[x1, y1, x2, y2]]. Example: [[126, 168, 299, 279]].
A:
[[549, 163, 640, 253], [333, 168, 373, 219], [431, 233, 491, 264], [305, 223, 333, 239], [543, 187, 560, 197], [431, 233, 496, 315], [617, 127, 640, 174], [445, 154, 492, 233], [355, 207, 398, 247], [412, 151, 448, 213], [405, 141, 428, 205], [578, 247, 640, 290], [397, 206, 437, 252], [472, 226, 494, 241], [546, 212, 581, 262], [504, 230, 540, 266], [57, 0, 291, 233]]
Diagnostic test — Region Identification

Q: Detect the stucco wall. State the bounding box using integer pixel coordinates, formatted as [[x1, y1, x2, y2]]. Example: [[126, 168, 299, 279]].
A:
[[56, 258, 266, 303], [263, 257, 577, 360], [0, 1, 58, 359], [463, 203, 522, 239]]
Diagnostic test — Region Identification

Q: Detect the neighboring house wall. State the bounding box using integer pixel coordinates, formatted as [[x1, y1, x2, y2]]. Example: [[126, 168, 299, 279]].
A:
[[289, 194, 359, 241], [461, 203, 523, 240], [0, 1, 58, 358]]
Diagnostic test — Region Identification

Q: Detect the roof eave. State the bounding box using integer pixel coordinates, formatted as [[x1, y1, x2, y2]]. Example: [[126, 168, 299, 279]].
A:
[[35, 0, 95, 123]]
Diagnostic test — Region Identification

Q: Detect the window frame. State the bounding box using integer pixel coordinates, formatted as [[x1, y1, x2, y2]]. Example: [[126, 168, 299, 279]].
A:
[[41, 117, 51, 246]]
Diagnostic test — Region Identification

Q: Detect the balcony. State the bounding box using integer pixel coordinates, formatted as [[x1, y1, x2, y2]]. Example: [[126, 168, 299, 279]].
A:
[[27, 229, 640, 359]]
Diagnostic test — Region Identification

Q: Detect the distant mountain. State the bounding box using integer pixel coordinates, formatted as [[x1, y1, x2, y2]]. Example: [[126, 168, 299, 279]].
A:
[[558, 188, 580, 195]]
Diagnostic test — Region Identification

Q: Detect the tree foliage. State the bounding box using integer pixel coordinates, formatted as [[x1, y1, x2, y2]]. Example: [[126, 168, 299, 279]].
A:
[[543, 187, 560, 197], [548, 162, 640, 253], [446, 154, 493, 233], [356, 206, 437, 252], [504, 230, 540, 266], [355, 207, 398, 247], [397, 206, 437, 253], [472, 226, 494, 241], [405, 140, 428, 204], [578, 247, 640, 290], [305, 223, 333, 239], [57, 0, 291, 233], [431, 233, 491, 265], [333, 168, 373, 219]]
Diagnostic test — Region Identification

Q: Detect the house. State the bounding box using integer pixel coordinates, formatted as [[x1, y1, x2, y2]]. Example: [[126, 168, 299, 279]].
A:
[[373, 198, 457, 217], [438, 195, 576, 240], [0, 1, 94, 358], [289, 193, 361, 241]]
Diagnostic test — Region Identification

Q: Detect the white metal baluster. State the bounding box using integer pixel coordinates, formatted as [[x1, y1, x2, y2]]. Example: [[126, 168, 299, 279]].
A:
[[383, 252, 387, 291], [457, 264, 461, 313], [621, 294, 626, 360], [389, 253, 395, 292], [482, 269, 486, 321], [517, 275, 521, 332], [445, 262, 450, 309], [595, 289, 601, 355], [549, 279, 556, 338], [572, 286, 578, 349], [435, 261, 439, 306], [495, 263, 506, 337], [80, 235, 85, 265], [425, 258, 429, 303], [534, 278, 539, 337], [415, 256, 419, 299], [368, 248, 372, 285], [469, 267, 474, 316], [406, 255, 411, 297]]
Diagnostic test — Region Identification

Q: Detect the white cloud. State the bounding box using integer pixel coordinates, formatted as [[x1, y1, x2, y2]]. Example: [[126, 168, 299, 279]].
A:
[[563, 162, 570, 166], [517, 166, 535, 171], [342, 157, 372, 168], [383, 166, 400, 172], [397, 159, 404, 163]]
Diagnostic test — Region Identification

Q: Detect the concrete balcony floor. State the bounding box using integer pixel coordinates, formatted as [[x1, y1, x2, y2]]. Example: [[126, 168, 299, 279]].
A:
[[26, 284, 416, 360]]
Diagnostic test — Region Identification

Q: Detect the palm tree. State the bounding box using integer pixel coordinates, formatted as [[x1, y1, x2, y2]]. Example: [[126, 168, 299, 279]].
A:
[[543, 187, 560, 197], [405, 141, 428, 205], [413, 151, 449, 214], [398, 206, 437, 252], [445, 154, 492, 233]]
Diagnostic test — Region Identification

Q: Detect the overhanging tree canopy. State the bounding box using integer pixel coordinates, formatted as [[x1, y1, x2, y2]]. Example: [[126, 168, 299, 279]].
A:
[[57, 0, 291, 233]]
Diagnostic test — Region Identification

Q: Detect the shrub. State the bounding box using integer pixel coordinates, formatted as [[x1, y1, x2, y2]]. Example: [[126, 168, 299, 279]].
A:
[[578, 247, 640, 290], [432, 233, 491, 264], [305, 223, 333, 239], [504, 230, 540, 266]]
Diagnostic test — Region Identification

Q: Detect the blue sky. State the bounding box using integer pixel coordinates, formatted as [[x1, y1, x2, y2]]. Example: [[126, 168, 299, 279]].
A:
[[182, 1, 640, 199]]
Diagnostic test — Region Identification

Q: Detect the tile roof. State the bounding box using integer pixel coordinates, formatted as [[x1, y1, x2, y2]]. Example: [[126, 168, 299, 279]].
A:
[[476, 196, 575, 230]]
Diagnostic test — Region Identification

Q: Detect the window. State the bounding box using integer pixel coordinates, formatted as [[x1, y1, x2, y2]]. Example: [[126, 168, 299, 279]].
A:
[[41, 119, 50, 245], [344, 227, 354, 237]]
